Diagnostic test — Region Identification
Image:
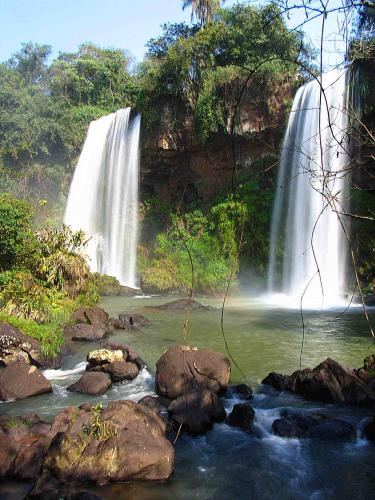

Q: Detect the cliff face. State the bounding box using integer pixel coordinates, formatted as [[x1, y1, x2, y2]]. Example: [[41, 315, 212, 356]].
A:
[[140, 83, 292, 206]]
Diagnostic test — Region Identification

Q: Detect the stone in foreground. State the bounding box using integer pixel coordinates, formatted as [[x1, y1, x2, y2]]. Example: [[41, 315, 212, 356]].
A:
[[227, 404, 255, 431], [168, 388, 226, 435], [31, 400, 174, 495], [155, 345, 230, 399], [67, 372, 112, 396], [0, 361, 52, 401], [272, 413, 356, 439]]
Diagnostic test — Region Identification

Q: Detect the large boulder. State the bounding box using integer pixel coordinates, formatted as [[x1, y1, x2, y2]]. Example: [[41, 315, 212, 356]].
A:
[[227, 404, 255, 431], [155, 345, 230, 399], [118, 313, 152, 328], [0, 322, 61, 369], [151, 299, 214, 311], [0, 361, 52, 401], [64, 324, 108, 342], [31, 400, 174, 493], [262, 358, 375, 407], [272, 412, 356, 440], [67, 372, 112, 396], [168, 388, 226, 436], [70, 306, 109, 326]]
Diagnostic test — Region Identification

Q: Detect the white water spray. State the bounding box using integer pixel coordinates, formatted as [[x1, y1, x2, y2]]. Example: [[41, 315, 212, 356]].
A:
[[267, 70, 350, 308], [64, 108, 140, 288]]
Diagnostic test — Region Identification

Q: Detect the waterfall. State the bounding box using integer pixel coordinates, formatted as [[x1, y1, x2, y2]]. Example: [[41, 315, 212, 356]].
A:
[[267, 69, 350, 308], [64, 108, 140, 289]]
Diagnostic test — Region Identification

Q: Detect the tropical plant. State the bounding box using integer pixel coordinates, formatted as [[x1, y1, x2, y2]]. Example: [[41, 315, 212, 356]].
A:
[[182, 0, 225, 27]]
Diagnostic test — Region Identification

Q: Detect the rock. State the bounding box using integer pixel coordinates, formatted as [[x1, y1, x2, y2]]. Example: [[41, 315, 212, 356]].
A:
[[229, 383, 253, 400], [155, 345, 230, 399], [0, 361, 52, 401], [0, 414, 53, 481], [151, 299, 214, 311], [118, 313, 152, 328], [138, 395, 170, 418], [103, 342, 146, 369], [64, 323, 108, 342], [67, 372, 112, 396], [0, 322, 61, 369], [88, 361, 139, 382], [364, 416, 375, 443], [70, 306, 109, 326], [262, 358, 375, 407], [227, 404, 255, 431], [31, 400, 174, 491], [272, 413, 356, 440], [111, 319, 133, 330], [364, 355, 375, 372], [364, 294, 375, 307], [87, 348, 124, 366], [168, 388, 226, 436]]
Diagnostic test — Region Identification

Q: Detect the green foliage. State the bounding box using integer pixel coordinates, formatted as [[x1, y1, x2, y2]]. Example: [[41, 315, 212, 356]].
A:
[[90, 273, 123, 296], [0, 194, 36, 271]]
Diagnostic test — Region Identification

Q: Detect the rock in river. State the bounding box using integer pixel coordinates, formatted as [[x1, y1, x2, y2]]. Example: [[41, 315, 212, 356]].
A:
[[64, 323, 109, 342], [272, 412, 356, 440], [0, 361, 52, 401], [227, 404, 255, 431], [155, 345, 230, 399], [262, 358, 375, 407], [168, 387, 226, 436], [151, 298, 214, 311], [70, 306, 109, 326], [67, 372, 112, 396], [30, 400, 174, 496]]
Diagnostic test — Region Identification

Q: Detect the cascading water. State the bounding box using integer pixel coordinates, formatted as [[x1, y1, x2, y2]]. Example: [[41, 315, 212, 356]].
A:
[[267, 69, 350, 308], [64, 108, 140, 288]]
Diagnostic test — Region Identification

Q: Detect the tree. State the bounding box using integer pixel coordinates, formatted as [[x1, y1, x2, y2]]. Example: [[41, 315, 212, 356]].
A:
[[182, 0, 225, 27], [8, 42, 51, 85]]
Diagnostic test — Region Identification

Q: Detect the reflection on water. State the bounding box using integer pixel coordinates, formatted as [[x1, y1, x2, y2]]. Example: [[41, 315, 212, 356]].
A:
[[1, 295, 374, 499]]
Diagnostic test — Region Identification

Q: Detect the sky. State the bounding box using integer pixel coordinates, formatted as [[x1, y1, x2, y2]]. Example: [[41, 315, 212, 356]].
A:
[[0, 0, 351, 68]]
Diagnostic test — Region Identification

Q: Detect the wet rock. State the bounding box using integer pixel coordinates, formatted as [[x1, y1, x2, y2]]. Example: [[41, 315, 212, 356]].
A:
[[229, 383, 253, 400], [87, 348, 124, 366], [262, 358, 375, 407], [118, 313, 152, 327], [272, 413, 356, 439], [67, 372, 112, 396], [0, 361, 52, 401], [0, 322, 61, 369], [31, 400, 174, 492], [88, 361, 139, 382], [70, 306, 109, 326], [364, 294, 375, 307], [64, 323, 108, 342], [168, 388, 226, 436], [227, 404, 255, 431], [151, 299, 214, 311], [364, 416, 375, 443], [155, 345, 230, 399]]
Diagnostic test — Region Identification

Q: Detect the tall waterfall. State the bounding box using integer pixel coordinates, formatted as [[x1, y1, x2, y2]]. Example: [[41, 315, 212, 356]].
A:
[[267, 70, 350, 308], [64, 108, 140, 288]]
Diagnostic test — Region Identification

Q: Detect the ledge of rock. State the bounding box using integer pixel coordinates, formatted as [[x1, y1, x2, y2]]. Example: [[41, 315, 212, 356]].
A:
[[155, 345, 230, 399], [272, 412, 356, 440], [64, 324, 109, 342], [67, 372, 112, 396], [150, 299, 214, 311], [168, 387, 226, 436], [118, 313, 152, 328], [262, 358, 375, 407], [227, 404, 255, 431], [0, 322, 61, 369], [0, 361, 52, 401]]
